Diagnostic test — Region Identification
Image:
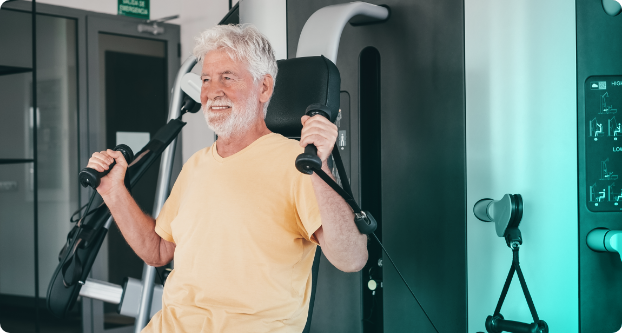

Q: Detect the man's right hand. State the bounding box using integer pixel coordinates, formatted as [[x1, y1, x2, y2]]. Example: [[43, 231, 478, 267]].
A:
[[86, 149, 128, 196]]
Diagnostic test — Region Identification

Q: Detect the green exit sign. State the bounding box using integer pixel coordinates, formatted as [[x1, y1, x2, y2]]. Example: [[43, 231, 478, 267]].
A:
[[118, 0, 149, 20]]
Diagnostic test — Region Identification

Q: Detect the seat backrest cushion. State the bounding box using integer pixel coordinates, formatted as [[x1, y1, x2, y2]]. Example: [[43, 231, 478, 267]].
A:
[[266, 56, 341, 138]]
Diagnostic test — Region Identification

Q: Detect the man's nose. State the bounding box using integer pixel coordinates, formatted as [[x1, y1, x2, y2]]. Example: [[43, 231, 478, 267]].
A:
[[201, 82, 225, 104]]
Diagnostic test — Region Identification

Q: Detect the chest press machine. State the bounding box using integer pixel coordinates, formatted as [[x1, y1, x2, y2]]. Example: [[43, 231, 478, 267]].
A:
[[46, 54, 370, 331]]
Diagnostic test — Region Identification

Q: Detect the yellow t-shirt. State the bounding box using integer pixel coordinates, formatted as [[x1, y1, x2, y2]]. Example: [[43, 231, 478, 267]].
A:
[[143, 133, 322, 333]]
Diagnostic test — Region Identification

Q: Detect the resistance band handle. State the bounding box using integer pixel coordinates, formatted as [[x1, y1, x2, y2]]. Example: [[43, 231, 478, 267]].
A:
[[79, 144, 134, 189], [295, 104, 333, 175], [486, 315, 548, 333]]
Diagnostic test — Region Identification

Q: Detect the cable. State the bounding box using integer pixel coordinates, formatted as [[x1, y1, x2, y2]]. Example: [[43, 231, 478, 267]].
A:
[[76, 191, 97, 227], [70, 201, 101, 222], [371, 233, 440, 333]]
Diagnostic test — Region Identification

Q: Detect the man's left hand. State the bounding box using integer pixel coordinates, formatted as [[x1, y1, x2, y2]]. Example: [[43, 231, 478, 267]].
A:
[[300, 115, 338, 163]]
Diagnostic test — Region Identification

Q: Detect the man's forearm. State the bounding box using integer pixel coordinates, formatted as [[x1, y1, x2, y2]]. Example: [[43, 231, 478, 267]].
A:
[[311, 163, 368, 272], [101, 187, 170, 266]]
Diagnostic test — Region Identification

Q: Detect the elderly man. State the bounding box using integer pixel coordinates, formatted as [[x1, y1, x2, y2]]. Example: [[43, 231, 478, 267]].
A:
[[85, 25, 368, 332]]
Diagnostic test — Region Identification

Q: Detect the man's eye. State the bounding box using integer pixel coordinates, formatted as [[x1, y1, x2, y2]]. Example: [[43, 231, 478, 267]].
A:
[[224, 76, 231, 80]]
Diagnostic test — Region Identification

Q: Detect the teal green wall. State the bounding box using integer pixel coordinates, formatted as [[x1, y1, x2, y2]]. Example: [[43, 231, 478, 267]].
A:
[[465, 0, 578, 332]]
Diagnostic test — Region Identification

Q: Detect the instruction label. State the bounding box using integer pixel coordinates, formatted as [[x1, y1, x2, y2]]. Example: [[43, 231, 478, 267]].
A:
[[118, 0, 149, 20], [586, 75, 622, 211]]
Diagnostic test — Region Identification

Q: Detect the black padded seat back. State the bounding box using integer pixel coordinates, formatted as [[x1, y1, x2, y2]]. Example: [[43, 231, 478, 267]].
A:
[[266, 56, 341, 138], [302, 248, 321, 333], [266, 56, 339, 333]]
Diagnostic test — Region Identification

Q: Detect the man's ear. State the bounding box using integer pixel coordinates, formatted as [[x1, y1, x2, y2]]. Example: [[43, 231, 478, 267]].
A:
[[259, 74, 274, 104]]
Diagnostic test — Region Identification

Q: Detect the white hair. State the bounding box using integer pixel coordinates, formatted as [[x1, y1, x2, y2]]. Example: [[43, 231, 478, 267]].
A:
[[193, 24, 278, 117]]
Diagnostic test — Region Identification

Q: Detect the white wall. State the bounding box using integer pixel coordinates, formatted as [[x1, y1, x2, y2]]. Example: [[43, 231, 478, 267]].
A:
[[176, 0, 230, 162], [465, 0, 578, 331], [30, 0, 230, 162]]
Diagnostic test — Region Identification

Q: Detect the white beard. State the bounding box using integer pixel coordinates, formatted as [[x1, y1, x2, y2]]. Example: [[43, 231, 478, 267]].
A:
[[203, 89, 260, 138]]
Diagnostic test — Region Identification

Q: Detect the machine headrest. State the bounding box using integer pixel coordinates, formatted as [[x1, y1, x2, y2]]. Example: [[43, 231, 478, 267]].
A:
[[266, 56, 341, 138]]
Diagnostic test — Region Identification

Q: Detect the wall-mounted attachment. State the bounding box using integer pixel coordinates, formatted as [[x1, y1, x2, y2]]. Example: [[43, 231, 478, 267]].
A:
[[587, 228, 622, 261], [602, 0, 622, 16], [473, 194, 523, 248], [474, 194, 548, 333]]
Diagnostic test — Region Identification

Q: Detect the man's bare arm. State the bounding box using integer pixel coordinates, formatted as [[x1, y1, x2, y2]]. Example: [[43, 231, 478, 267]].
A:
[[311, 163, 368, 272], [102, 187, 175, 267], [87, 149, 175, 267], [300, 115, 368, 272]]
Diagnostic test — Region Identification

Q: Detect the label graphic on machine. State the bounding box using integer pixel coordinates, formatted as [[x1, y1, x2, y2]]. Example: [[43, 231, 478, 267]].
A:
[[586, 76, 622, 211]]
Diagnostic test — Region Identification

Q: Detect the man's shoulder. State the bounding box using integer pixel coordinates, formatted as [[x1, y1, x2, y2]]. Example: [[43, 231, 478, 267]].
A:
[[265, 133, 303, 150], [261, 133, 304, 166], [260, 133, 304, 159]]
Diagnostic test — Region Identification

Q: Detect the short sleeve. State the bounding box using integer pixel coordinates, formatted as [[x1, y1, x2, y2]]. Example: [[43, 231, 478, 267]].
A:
[[294, 174, 322, 245], [154, 168, 186, 243]]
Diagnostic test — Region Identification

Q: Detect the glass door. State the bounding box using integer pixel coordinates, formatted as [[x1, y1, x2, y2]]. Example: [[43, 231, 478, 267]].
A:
[[0, 4, 81, 333]]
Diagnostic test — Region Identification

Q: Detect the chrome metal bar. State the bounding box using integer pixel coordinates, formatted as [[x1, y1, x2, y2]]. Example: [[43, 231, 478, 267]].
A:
[[79, 278, 123, 304], [103, 215, 114, 229], [134, 56, 198, 332]]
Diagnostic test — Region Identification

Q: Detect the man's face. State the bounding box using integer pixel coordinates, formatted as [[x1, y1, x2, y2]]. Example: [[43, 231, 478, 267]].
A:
[[200, 49, 261, 137]]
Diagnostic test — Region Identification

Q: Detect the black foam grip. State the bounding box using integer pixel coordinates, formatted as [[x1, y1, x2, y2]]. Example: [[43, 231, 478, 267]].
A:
[[486, 315, 543, 333], [296, 145, 322, 175], [295, 105, 332, 174], [79, 144, 134, 188]]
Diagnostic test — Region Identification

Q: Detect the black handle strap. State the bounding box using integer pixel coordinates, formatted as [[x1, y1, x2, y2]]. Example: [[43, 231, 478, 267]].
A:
[[306, 146, 378, 235], [489, 247, 548, 333], [61, 239, 83, 287], [310, 147, 362, 214]]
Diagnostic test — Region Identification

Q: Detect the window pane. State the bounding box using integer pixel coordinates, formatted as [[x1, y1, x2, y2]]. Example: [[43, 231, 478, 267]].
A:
[[35, 14, 81, 333], [0, 162, 36, 333]]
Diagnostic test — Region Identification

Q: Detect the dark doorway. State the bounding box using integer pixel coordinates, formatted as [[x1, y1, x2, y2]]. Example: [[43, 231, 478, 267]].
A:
[[99, 34, 168, 329]]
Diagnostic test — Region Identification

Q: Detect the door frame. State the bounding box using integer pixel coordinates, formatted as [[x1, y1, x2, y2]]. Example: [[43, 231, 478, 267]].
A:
[[85, 13, 180, 333]]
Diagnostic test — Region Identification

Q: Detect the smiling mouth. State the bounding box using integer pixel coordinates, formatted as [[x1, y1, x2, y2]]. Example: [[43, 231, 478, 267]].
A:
[[210, 106, 231, 111]]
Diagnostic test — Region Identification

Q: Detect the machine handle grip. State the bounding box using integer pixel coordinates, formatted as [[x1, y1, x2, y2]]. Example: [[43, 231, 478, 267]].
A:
[[486, 315, 548, 333], [296, 144, 322, 175], [79, 144, 134, 189], [295, 105, 332, 175]]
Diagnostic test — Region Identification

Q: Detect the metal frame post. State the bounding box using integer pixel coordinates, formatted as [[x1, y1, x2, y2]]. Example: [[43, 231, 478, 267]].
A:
[[134, 56, 198, 332]]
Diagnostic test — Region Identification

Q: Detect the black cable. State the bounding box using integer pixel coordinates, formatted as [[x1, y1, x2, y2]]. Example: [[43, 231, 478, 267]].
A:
[[312, 167, 362, 213], [76, 191, 97, 227], [70, 200, 102, 222], [371, 233, 440, 333]]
